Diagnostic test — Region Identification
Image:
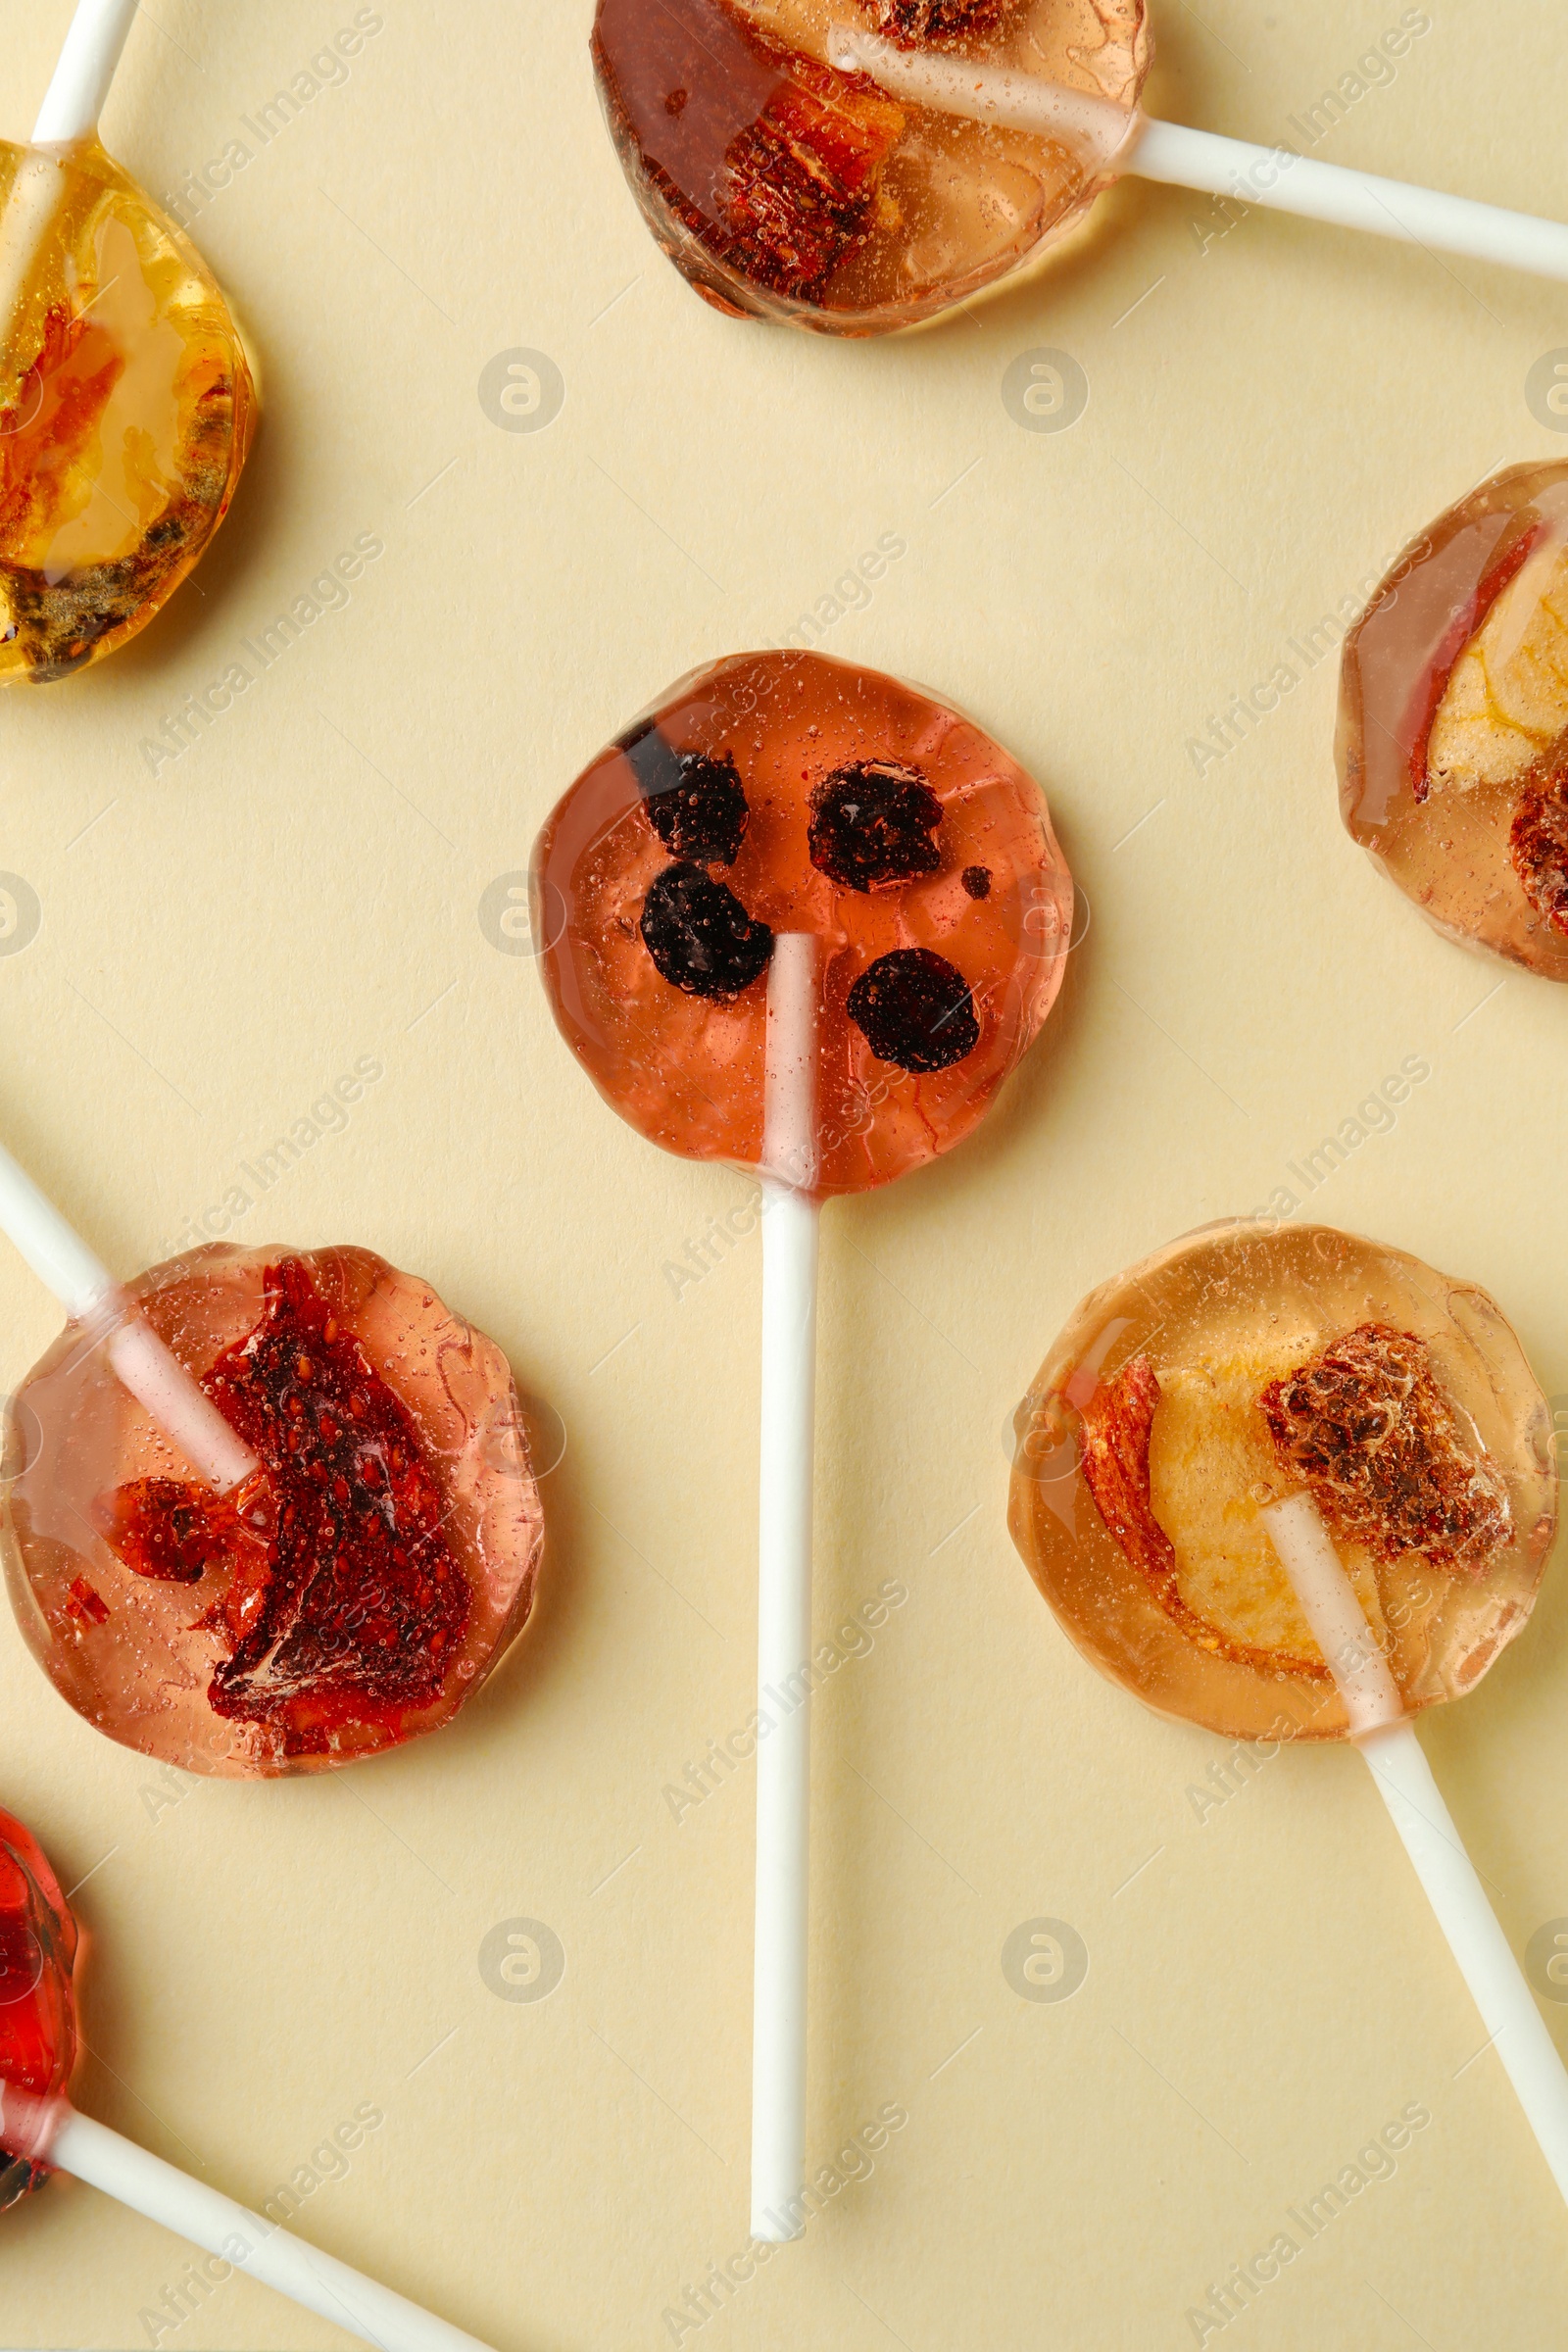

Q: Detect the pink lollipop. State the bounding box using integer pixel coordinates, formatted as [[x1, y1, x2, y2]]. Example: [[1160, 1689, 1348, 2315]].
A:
[[0, 1130, 544, 1776], [535, 646, 1073, 2232], [592, 1, 1568, 335], [0, 1803, 496, 2349]]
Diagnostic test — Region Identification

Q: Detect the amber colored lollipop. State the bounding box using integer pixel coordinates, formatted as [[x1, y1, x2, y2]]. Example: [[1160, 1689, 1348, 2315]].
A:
[[0, 1130, 544, 1779], [1338, 461, 1568, 975], [1009, 1219, 1568, 2205], [591, 1, 1568, 336], [534, 647, 1074, 2233], [0, 0, 255, 682], [0, 1805, 498, 2347]]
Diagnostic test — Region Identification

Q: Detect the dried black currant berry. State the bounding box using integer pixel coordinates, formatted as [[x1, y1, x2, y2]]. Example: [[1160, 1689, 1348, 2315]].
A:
[[641, 861, 774, 1000], [620, 720, 750, 865], [846, 948, 979, 1072], [808, 760, 944, 892], [961, 865, 992, 900]]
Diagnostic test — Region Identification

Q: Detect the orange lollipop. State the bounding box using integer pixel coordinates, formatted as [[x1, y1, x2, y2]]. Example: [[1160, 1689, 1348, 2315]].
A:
[[535, 648, 1073, 2237]]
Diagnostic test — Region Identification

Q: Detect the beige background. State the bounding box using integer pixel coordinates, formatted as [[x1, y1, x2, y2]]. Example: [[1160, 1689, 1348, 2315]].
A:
[[3, 2, 1568, 2345]]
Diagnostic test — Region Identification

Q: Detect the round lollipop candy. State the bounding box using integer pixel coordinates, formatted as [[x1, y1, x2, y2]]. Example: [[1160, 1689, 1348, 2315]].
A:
[[592, 1, 1568, 336], [0, 1804, 498, 2349], [1, 0, 255, 683], [1339, 461, 1568, 976], [0, 1136, 544, 1778], [1009, 1218, 1568, 2202], [534, 646, 1073, 2233]]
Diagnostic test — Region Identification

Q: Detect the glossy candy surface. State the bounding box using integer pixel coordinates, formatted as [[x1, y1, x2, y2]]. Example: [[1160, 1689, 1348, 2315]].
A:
[[0, 137, 253, 683], [1009, 1221, 1555, 1741], [1339, 462, 1568, 976], [533, 648, 1074, 1198], [0, 1808, 75, 2214], [591, 0, 1150, 333], [2, 1247, 543, 1777]]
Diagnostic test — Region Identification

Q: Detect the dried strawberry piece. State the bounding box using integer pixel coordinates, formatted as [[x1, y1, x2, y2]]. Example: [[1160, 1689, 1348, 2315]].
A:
[[1260, 1323, 1511, 1574], [64, 1577, 109, 1627], [846, 947, 978, 1071], [722, 67, 905, 298], [874, 0, 1015, 43], [98, 1478, 226, 1583], [593, 0, 905, 303], [808, 761, 944, 891], [1510, 747, 1568, 936], [190, 1258, 471, 1755], [1079, 1355, 1328, 1677], [94, 1259, 471, 1758]]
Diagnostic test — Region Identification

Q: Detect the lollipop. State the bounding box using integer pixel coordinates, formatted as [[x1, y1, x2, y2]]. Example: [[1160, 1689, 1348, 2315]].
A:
[[1, 0, 255, 682], [1339, 461, 1568, 977], [0, 1138, 544, 1778], [1010, 1218, 1568, 2201], [0, 1804, 497, 2350], [592, 1, 1568, 335], [534, 646, 1073, 2232]]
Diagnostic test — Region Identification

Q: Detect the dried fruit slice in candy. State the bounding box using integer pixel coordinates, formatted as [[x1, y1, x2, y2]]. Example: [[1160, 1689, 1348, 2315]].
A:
[[0, 1808, 75, 2215], [0, 136, 254, 683], [1009, 1220, 1554, 1741], [590, 0, 1150, 332], [1338, 461, 1568, 976], [1, 1245, 544, 1777], [532, 647, 1074, 1197]]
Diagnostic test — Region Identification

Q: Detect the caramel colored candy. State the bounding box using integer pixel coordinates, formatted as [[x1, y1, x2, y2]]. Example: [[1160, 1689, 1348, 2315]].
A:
[[2, 1247, 544, 1777], [533, 649, 1074, 1197], [591, 0, 1150, 333], [0, 138, 254, 683], [1338, 461, 1568, 975], [0, 1807, 75, 2214], [1009, 1222, 1555, 1741]]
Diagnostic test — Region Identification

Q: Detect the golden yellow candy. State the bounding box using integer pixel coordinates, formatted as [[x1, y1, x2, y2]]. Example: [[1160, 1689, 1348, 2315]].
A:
[[0, 136, 254, 685]]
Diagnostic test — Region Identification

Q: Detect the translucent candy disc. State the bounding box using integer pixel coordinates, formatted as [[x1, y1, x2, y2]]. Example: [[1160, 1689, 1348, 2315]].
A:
[[2, 1247, 544, 1778], [0, 137, 255, 683], [532, 648, 1074, 1197], [1339, 461, 1568, 976], [1009, 1221, 1555, 1742], [591, 0, 1151, 334], [0, 1807, 75, 2214]]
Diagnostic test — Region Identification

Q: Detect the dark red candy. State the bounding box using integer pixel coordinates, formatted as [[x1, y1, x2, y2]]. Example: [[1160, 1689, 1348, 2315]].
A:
[[846, 947, 979, 1072], [641, 860, 774, 999], [809, 760, 944, 892], [0, 1810, 76, 2213]]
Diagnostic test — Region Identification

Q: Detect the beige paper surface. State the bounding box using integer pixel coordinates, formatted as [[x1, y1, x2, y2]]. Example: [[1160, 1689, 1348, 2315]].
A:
[[4, 3, 1568, 2345]]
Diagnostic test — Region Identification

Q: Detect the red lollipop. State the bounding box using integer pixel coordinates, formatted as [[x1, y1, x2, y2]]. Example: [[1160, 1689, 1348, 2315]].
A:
[[0, 1804, 495, 2347], [534, 647, 1073, 2235]]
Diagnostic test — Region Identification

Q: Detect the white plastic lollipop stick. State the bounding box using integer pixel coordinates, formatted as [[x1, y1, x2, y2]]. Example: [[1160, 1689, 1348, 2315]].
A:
[[0, 0, 142, 369], [752, 932, 820, 2243], [828, 30, 1568, 286], [0, 1139, 260, 1495], [0, 2087, 497, 2352], [33, 0, 141, 145], [1263, 1491, 1568, 2206]]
